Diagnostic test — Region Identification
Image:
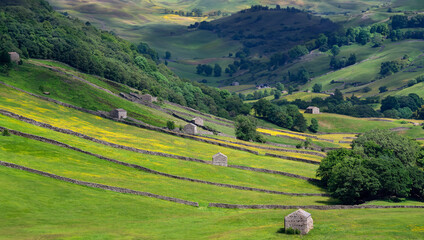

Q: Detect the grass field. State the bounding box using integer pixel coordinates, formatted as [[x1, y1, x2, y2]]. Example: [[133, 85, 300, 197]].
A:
[[282, 92, 330, 101], [0, 62, 185, 127], [1, 57, 424, 238], [0, 84, 321, 177], [0, 134, 330, 206], [303, 40, 424, 98], [1, 165, 424, 239]]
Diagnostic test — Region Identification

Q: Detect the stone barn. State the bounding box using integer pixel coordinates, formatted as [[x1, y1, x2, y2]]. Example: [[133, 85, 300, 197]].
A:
[[212, 152, 228, 167], [183, 123, 197, 135], [304, 106, 320, 114], [8, 52, 20, 64], [231, 82, 239, 86], [192, 117, 204, 126], [284, 209, 313, 235], [140, 94, 157, 103], [110, 109, 127, 120]]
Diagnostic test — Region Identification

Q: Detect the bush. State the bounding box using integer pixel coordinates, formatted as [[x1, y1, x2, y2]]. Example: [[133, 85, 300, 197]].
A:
[[166, 121, 175, 130], [295, 229, 301, 234], [2, 129, 11, 136], [286, 227, 295, 234]]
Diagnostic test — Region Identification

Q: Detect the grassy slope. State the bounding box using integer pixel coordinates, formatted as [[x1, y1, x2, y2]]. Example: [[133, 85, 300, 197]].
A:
[[0, 62, 185, 127], [0, 83, 320, 177], [0, 114, 323, 194], [303, 40, 424, 98], [0, 134, 331, 205], [1, 166, 424, 239]]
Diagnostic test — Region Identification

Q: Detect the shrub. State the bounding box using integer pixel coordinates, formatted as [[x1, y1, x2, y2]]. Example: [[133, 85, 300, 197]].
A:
[[2, 129, 11, 136], [295, 229, 301, 234], [286, 227, 295, 234], [166, 121, 175, 130]]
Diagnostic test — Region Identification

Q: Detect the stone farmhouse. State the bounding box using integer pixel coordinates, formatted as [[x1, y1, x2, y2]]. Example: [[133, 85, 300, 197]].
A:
[[192, 117, 204, 126], [284, 209, 313, 235], [304, 106, 320, 114], [212, 152, 228, 167], [110, 109, 127, 120], [184, 123, 197, 135], [8, 52, 20, 64]]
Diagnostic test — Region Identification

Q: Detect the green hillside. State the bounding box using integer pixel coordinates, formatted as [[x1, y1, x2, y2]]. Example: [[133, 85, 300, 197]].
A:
[[1, 0, 424, 238], [1, 59, 424, 238]]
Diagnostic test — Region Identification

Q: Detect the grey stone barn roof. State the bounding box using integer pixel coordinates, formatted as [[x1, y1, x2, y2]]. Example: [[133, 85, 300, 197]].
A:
[[287, 209, 311, 218], [213, 152, 227, 158], [115, 109, 126, 112], [307, 106, 318, 110]]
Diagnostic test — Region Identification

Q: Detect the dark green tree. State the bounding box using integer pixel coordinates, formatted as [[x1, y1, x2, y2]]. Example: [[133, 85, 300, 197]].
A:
[[234, 115, 262, 142], [165, 51, 171, 59], [312, 83, 322, 93], [309, 118, 319, 133], [213, 64, 222, 77]]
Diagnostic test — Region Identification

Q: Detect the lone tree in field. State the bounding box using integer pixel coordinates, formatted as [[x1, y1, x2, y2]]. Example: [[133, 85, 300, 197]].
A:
[[312, 83, 322, 93], [166, 121, 175, 130], [165, 51, 171, 59], [317, 129, 424, 204], [234, 115, 264, 143]]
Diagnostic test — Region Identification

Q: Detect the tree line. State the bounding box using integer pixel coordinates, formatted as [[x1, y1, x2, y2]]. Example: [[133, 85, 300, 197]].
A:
[[317, 129, 424, 204]]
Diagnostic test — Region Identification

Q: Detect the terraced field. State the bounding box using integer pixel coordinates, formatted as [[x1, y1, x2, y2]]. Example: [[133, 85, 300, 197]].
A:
[[1, 59, 424, 239]]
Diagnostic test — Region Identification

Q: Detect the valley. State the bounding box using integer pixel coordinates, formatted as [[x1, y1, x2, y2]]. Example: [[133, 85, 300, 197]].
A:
[[1, 0, 424, 239]]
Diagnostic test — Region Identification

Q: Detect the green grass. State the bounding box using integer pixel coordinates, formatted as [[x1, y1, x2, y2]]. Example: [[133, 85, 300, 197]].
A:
[[0, 134, 331, 205], [282, 92, 330, 101], [0, 114, 323, 194], [1, 166, 424, 239], [304, 40, 424, 98], [302, 111, 423, 135], [0, 84, 320, 178], [0, 63, 185, 127]]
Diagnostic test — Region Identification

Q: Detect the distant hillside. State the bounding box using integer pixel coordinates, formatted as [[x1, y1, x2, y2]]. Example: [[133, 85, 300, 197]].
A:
[[194, 6, 339, 54], [0, 0, 250, 119]]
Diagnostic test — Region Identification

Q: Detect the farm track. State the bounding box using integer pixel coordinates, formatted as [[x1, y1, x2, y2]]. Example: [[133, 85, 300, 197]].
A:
[[0, 126, 325, 196]]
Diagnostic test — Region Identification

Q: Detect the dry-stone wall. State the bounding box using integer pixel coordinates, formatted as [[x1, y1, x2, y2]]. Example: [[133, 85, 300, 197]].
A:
[[165, 101, 234, 124], [0, 81, 259, 155], [265, 153, 320, 165], [208, 203, 424, 210], [0, 113, 314, 182], [228, 165, 318, 182], [201, 135, 326, 158], [1, 127, 325, 197], [0, 110, 210, 164], [0, 160, 199, 206]]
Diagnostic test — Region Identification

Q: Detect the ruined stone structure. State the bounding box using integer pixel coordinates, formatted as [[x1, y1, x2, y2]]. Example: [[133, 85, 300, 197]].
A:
[[141, 94, 157, 103], [192, 117, 204, 126], [110, 109, 127, 120], [304, 106, 320, 114], [284, 209, 313, 234], [184, 123, 197, 135], [212, 152, 228, 167], [8, 52, 20, 64], [231, 82, 239, 86]]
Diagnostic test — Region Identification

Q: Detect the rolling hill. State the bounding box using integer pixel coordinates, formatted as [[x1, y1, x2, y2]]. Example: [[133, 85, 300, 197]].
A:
[[1, 0, 424, 238]]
